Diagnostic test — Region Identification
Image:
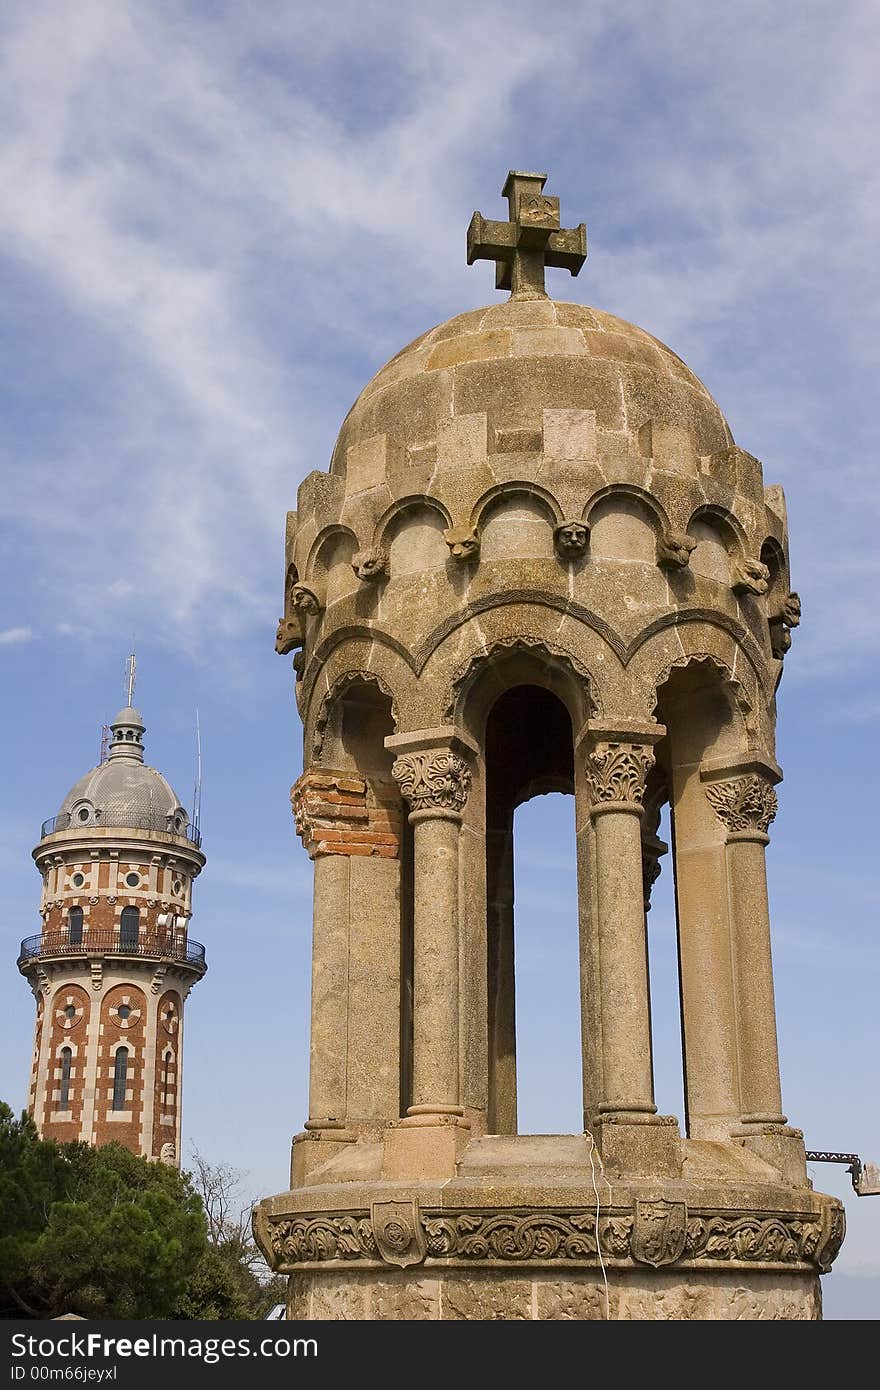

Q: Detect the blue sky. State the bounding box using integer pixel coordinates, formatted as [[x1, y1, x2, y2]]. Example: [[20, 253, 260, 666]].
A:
[[1, 1, 877, 1319]]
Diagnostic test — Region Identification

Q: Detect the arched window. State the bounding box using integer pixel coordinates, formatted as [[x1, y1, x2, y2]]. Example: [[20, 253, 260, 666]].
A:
[[68, 907, 83, 946], [59, 1047, 72, 1110], [162, 1049, 174, 1106], [119, 907, 139, 949], [112, 1048, 128, 1111]]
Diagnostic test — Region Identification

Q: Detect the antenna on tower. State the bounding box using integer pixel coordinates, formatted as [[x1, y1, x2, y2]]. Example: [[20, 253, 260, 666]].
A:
[[192, 710, 203, 835], [124, 652, 137, 707]]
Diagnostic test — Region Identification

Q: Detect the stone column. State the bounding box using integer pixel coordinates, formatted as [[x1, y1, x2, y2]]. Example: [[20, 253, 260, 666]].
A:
[[290, 769, 402, 1182], [584, 721, 664, 1121], [384, 728, 476, 1178], [702, 759, 786, 1127]]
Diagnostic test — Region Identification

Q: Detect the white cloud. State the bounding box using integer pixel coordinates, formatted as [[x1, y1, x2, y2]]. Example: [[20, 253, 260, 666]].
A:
[[0, 1, 877, 677], [0, 626, 33, 645]]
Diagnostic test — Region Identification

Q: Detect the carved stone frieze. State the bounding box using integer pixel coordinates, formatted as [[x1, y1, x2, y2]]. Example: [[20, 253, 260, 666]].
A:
[[443, 526, 480, 561], [553, 521, 589, 559], [656, 531, 697, 569], [586, 743, 654, 807], [261, 1203, 834, 1273], [392, 750, 471, 814], [705, 775, 778, 834]]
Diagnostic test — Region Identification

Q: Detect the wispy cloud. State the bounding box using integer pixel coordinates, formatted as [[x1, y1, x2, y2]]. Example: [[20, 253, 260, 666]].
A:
[[0, 1, 877, 685], [0, 626, 33, 645]]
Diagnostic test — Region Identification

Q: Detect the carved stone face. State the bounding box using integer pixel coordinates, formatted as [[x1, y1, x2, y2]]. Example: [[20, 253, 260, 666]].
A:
[[554, 521, 589, 557], [275, 615, 304, 655], [656, 531, 697, 569], [290, 584, 321, 614], [351, 548, 388, 581], [443, 527, 480, 561], [733, 557, 770, 596], [782, 591, 801, 627], [769, 621, 792, 660]]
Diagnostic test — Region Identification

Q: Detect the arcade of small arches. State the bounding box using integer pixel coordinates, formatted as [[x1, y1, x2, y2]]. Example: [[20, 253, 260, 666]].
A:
[[277, 481, 800, 681]]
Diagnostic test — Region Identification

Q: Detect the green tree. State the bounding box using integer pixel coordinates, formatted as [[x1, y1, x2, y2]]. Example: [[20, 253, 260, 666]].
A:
[[176, 1151, 285, 1319], [0, 1103, 207, 1319]]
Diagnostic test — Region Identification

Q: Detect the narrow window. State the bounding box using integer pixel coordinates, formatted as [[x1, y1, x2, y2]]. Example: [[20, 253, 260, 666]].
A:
[[112, 1047, 128, 1110], [120, 906, 139, 949], [68, 907, 83, 946], [59, 1047, 72, 1110], [162, 1050, 174, 1106]]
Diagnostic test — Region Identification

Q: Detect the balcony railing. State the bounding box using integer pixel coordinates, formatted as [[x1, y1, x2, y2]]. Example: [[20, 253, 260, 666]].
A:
[[17, 930, 207, 973], [40, 810, 201, 847]]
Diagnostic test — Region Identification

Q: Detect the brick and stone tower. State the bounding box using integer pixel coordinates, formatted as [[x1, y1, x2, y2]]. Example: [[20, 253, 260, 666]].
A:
[[18, 683, 206, 1165]]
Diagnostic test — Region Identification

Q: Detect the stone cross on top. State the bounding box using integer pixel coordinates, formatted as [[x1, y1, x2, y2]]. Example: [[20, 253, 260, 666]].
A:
[[467, 171, 587, 299]]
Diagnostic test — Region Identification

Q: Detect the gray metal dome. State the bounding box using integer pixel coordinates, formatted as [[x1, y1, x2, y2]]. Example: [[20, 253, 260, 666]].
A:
[[52, 701, 192, 839], [58, 760, 185, 824]]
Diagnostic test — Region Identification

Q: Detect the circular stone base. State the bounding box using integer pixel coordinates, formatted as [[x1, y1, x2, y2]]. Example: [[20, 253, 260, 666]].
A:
[[287, 1267, 821, 1320]]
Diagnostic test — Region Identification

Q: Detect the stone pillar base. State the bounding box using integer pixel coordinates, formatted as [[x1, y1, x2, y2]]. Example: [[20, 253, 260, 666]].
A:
[[254, 1135, 844, 1323], [382, 1114, 471, 1180], [590, 1114, 682, 1178], [291, 1127, 358, 1186], [729, 1126, 808, 1187], [286, 1267, 821, 1320]]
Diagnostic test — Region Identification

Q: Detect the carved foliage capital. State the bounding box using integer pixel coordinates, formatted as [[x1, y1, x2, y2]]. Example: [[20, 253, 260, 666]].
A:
[[705, 775, 778, 834], [586, 743, 654, 808], [392, 750, 471, 814]]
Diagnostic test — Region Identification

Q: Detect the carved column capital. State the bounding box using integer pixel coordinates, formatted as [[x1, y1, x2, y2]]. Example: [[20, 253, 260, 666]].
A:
[[392, 750, 471, 817], [705, 775, 778, 835], [586, 743, 656, 816]]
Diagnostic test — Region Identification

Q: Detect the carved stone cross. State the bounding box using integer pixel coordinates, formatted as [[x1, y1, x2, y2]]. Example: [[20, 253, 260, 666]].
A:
[[467, 171, 587, 299]]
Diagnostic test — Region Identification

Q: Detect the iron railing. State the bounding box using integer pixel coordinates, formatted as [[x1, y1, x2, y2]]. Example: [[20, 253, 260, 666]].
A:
[[40, 810, 201, 847], [17, 930, 207, 972]]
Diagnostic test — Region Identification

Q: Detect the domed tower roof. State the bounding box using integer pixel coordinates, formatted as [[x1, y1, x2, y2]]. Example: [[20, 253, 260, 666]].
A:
[[330, 170, 733, 485], [48, 686, 194, 842], [332, 296, 733, 483]]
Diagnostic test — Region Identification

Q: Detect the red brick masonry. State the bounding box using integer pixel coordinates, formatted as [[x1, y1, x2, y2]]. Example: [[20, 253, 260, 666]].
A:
[[291, 770, 401, 859]]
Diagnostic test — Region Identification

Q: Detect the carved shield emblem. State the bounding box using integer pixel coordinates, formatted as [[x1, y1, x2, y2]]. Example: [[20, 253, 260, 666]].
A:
[[631, 1199, 687, 1268], [371, 1199, 427, 1269]]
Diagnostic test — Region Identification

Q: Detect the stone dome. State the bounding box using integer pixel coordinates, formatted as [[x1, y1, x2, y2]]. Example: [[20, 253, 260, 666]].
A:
[[330, 297, 734, 479]]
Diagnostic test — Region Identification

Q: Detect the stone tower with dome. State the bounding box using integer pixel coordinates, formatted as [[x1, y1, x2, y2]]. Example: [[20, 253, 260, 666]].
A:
[[18, 673, 206, 1165], [255, 173, 842, 1318]]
